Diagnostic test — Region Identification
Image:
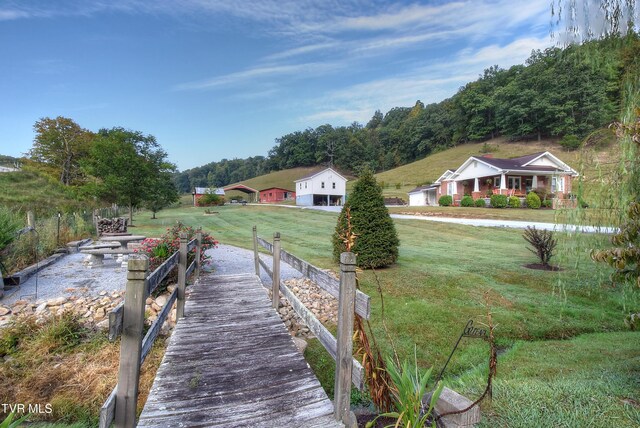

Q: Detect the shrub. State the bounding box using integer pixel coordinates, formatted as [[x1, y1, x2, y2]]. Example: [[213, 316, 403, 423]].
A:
[[136, 222, 218, 285], [197, 193, 225, 206], [526, 191, 541, 209], [523, 226, 557, 266], [474, 198, 486, 207], [0, 207, 22, 253], [559, 134, 581, 150], [333, 168, 399, 269], [490, 194, 508, 208], [486, 189, 494, 197], [542, 199, 553, 208], [438, 195, 453, 207], [460, 195, 474, 207], [508, 196, 521, 208]]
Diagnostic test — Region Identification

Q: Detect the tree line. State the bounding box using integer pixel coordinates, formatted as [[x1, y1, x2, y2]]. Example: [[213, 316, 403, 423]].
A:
[[175, 35, 637, 193], [26, 117, 178, 221]]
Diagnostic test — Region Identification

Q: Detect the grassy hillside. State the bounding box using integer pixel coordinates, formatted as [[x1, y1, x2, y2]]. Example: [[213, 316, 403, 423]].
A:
[[225, 166, 318, 200], [0, 168, 96, 215]]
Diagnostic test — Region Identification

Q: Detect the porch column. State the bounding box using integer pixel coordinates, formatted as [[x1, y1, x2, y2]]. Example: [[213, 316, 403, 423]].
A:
[[532, 175, 538, 189], [327, 195, 330, 206], [473, 178, 479, 192], [500, 173, 506, 194]]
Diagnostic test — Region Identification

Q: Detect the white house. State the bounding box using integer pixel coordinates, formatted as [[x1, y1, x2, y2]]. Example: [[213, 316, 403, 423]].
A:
[[407, 169, 455, 206], [294, 168, 347, 206], [408, 151, 579, 207]]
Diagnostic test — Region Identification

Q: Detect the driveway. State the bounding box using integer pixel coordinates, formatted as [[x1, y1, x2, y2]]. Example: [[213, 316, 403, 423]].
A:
[[260, 204, 615, 234]]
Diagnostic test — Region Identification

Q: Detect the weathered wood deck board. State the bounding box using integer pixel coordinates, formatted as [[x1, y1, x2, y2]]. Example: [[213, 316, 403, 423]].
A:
[[137, 273, 343, 428]]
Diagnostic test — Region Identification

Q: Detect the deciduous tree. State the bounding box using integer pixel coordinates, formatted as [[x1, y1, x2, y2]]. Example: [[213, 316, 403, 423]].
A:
[[29, 116, 93, 185]]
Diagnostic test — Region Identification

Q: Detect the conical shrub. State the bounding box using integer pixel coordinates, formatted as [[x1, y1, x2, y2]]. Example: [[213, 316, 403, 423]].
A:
[[332, 168, 399, 268]]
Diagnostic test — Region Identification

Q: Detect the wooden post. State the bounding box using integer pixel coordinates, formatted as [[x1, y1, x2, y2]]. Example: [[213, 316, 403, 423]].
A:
[[115, 256, 148, 428], [176, 232, 188, 319], [26, 211, 35, 228], [272, 232, 281, 309], [334, 252, 357, 427], [252, 226, 260, 276], [195, 228, 202, 279]]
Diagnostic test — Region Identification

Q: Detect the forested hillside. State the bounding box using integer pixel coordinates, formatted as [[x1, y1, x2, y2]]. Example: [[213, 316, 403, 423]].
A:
[[174, 35, 637, 193]]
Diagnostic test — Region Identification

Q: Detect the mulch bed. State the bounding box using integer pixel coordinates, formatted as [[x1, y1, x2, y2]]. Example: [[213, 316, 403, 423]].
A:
[[523, 263, 563, 271]]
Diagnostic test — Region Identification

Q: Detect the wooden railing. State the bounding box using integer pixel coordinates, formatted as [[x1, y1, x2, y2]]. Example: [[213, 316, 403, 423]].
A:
[[99, 231, 202, 428], [252, 226, 370, 426]]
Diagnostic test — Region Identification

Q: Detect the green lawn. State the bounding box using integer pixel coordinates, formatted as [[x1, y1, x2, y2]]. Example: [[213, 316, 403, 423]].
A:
[[133, 204, 639, 426]]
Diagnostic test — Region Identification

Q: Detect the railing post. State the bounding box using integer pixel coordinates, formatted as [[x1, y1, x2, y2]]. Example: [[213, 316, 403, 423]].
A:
[[252, 226, 260, 276], [334, 252, 357, 427], [195, 228, 202, 279], [272, 232, 281, 309], [176, 232, 188, 319], [115, 256, 148, 428]]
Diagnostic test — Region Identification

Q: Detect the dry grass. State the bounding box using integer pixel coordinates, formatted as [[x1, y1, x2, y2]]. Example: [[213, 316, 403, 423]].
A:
[[0, 312, 166, 425]]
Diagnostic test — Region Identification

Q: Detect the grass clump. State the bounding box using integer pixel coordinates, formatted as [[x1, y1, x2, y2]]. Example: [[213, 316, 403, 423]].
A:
[[0, 313, 166, 425]]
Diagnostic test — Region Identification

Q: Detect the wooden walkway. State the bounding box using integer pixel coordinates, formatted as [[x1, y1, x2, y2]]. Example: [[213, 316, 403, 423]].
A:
[[137, 273, 343, 428]]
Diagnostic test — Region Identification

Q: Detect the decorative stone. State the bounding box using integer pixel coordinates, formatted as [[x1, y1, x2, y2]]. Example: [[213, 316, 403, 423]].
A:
[[0, 306, 11, 316]]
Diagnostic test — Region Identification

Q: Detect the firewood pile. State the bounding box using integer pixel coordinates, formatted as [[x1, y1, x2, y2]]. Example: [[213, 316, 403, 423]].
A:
[[96, 217, 128, 235]]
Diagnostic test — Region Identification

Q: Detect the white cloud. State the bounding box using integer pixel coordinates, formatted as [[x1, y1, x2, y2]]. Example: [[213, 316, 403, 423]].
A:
[[299, 35, 551, 126], [174, 61, 341, 90]]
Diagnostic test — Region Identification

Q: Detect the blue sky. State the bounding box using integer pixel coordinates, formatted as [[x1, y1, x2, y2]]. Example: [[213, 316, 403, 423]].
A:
[[1, 0, 555, 171]]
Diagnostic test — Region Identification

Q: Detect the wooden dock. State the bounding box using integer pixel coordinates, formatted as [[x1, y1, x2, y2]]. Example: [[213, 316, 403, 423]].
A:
[[137, 273, 343, 428]]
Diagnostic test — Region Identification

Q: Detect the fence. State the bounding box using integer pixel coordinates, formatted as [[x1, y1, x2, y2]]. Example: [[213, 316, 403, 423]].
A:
[[99, 231, 202, 428], [252, 226, 370, 426]]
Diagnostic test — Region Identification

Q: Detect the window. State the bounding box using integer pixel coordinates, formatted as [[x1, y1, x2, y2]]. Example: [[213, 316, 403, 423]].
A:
[[507, 177, 521, 190], [494, 176, 501, 188], [332, 182, 336, 189], [447, 181, 455, 196], [269, 193, 273, 197], [299, 183, 302, 189], [321, 182, 325, 189], [551, 176, 564, 193], [305, 182, 307, 189]]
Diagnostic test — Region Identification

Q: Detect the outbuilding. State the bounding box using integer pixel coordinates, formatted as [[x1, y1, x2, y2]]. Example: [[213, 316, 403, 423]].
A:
[[259, 187, 296, 203], [294, 168, 346, 206]]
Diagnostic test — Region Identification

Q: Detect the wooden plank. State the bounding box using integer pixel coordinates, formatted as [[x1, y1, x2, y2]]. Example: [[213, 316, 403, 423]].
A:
[[186, 259, 196, 279], [140, 288, 177, 364], [280, 248, 371, 320], [176, 233, 188, 319], [98, 387, 116, 428], [108, 301, 124, 342], [257, 236, 272, 253], [115, 257, 148, 428], [187, 237, 197, 252], [272, 233, 281, 308], [258, 257, 272, 278], [147, 251, 179, 295], [138, 273, 339, 427], [278, 279, 364, 390], [334, 252, 357, 424]]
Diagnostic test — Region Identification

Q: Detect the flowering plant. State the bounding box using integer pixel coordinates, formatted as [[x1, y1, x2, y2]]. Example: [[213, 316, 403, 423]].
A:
[[135, 222, 218, 276]]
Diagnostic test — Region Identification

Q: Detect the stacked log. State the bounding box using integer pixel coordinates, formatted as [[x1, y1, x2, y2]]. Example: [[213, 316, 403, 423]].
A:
[[96, 217, 128, 235]]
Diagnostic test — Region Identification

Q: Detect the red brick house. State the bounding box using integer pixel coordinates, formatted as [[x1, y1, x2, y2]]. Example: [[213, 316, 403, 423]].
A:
[[259, 187, 296, 203]]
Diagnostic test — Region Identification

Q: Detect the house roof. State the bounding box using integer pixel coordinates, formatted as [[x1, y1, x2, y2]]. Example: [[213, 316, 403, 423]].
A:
[[223, 184, 258, 194], [259, 187, 294, 193], [449, 151, 578, 180], [294, 167, 348, 182], [194, 187, 225, 195], [408, 184, 438, 194]]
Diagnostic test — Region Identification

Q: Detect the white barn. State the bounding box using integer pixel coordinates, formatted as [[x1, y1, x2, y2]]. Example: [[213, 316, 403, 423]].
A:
[[294, 168, 347, 206]]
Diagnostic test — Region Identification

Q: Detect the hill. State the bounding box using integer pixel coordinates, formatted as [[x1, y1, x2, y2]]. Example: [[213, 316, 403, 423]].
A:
[[0, 168, 98, 215], [224, 166, 319, 200]]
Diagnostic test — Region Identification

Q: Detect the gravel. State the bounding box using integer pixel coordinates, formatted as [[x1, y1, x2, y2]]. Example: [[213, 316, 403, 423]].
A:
[[1, 244, 302, 306]]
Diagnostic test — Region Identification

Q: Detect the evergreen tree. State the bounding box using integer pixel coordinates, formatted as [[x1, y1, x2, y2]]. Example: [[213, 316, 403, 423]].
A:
[[333, 168, 399, 268]]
